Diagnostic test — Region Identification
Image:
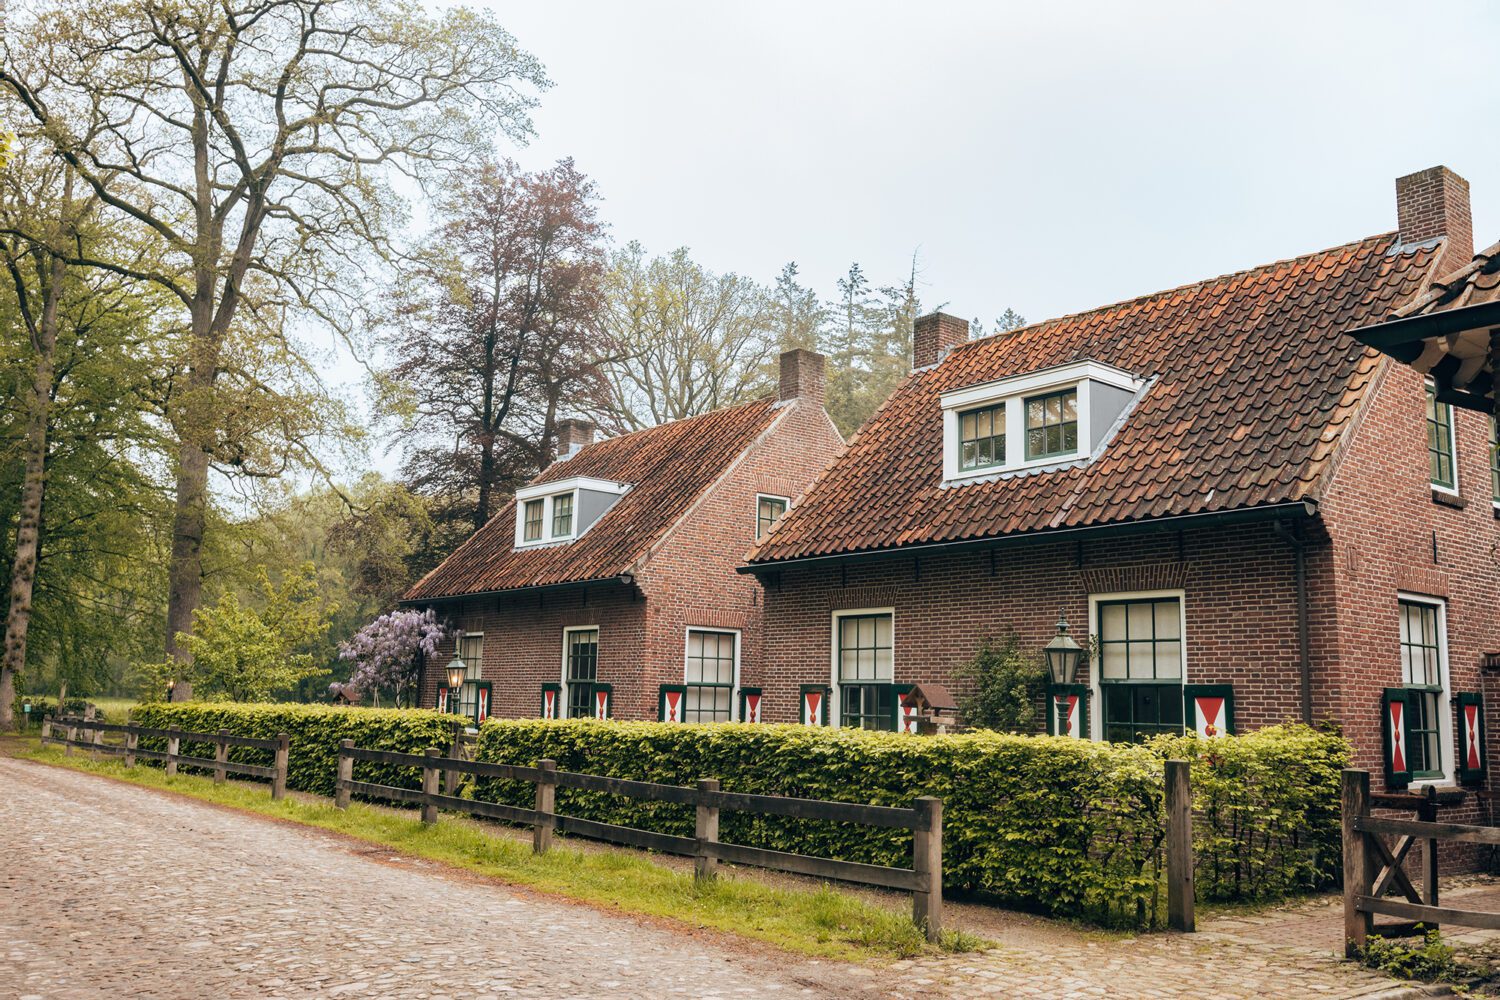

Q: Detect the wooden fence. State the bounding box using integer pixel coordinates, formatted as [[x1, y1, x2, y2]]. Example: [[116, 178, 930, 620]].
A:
[[43, 715, 289, 800], [335, 740, 945, 939], [1342, 767, 1500, 955]]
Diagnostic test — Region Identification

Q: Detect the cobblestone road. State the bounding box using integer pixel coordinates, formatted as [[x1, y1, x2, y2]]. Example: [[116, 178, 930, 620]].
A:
[[0, 758, 886, 999]]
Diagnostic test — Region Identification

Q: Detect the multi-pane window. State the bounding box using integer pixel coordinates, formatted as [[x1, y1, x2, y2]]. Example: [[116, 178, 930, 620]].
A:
[[756, 496, 788, 540], [1489, 416, 1498, 503], [551, 492, 574, 537], [1427, 382, 1457, 490], [959, 404, 1006, 471], [564, 628, 599, 719], [1025, 389, 1079, 460], [456, 633, 483, 719], [837, 612, 894, 730], [684, 630, 736, 722], [523, 499, 544, 542], [1399, 599, 1444, 778], [1098, 597, 1184, 743]]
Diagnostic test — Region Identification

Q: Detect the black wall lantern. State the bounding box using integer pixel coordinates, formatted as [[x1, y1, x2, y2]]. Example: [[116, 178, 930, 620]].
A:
[[1043, 614, 1085, 687], [446, 657, 468, 710]]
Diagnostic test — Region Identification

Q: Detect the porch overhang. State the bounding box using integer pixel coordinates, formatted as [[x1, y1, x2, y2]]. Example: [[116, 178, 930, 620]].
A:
[[1350, 301, 1499, 415]]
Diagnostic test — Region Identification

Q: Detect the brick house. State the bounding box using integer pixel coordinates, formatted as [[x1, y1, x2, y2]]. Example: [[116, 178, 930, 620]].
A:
[[401, 349, 843, 724], [742, 167, 1500, 799]]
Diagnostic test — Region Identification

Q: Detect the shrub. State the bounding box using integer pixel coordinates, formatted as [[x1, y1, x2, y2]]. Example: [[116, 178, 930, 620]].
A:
[[1357, 928, 1474, 984], [130, 702, 456, 797], [471, 720, 1347, 929], [952, 631, 1049, 731]]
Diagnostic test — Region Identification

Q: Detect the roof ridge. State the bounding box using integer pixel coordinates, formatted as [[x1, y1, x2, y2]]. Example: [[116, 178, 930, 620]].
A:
[[956, 231, 1399, 353], [545, 395, 774, 474]]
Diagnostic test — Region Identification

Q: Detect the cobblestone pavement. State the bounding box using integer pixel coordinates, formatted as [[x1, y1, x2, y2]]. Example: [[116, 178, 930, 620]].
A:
[[0, 756, 1448, 999], [0, 757, 887, 999]]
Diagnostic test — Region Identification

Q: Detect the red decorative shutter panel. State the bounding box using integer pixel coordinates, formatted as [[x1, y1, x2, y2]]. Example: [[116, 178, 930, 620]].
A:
[[1183, 685, 1234, 738], [1382, 688, 1412, 788], [1457, 691, 1485, 785]]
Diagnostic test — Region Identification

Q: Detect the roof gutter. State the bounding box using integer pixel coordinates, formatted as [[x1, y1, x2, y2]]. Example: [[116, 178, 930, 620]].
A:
[[737, 500, 1319, 575], [1348, 300, 1500, 352], [398, 573, 633, 607]]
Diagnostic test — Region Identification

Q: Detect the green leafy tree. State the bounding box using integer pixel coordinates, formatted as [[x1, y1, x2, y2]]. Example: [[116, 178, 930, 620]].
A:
[[140, 563, 336, 702], [954, 631, 1048, 731]]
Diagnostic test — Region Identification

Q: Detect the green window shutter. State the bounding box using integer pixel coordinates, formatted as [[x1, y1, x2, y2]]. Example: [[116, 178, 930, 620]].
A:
[[659, 684, 687, 723], [1457, 691, 1486, 785], [799, 684, 829, 726], [738, 687, 763, 723], [541, 683, 561, 720], [1047, 683, 1089, 737], [1183, 684, 1234, 737], [593, 682, 613, 719], [1383, 688, 1413, 788], [472, 680, 493, 724]]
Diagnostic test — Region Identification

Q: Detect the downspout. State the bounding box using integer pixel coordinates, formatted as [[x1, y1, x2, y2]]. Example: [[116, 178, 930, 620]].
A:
[[1276, 520, 1314, 725]]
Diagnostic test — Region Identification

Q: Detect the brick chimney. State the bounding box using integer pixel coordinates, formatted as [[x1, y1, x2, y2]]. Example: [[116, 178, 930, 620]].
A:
[[778, 348, 826, 407], [1396, 166, 1473, 270], [912, 312, 969, 370], [555, 418, 595, 459]]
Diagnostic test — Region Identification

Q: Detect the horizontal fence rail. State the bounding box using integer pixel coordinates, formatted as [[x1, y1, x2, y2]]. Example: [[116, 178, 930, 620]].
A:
[[1342, 768, 1500, 954], [334, 740, 945, 939], [42, 715, 289, 800]]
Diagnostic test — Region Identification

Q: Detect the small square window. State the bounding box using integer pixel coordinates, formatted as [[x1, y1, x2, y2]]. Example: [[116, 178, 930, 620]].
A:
[[756, 496, 788, 539], [523, 499, 544, 542], [958, 403, 1006, 471], [1025, 389, 1079, 460], [1426, 382, 1456, 490], [551, 493, 574, 537]]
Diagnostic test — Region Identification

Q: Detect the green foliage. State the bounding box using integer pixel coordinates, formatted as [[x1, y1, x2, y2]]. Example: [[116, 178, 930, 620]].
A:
[[471, 720, 1347, 929], [1149, 726, 1349, 901], [136, 563, 336, 701], [954, 631, 1048, 731], [129, 702, 455, 797], [1357, 928, 1473, 984]]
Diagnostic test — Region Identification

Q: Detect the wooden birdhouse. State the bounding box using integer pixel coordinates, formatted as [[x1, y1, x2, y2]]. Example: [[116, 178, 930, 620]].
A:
[[902, 683, 959, 735]]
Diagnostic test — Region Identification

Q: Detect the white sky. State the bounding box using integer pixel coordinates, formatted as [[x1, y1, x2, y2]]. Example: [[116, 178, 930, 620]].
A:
[[348, 0, 1500, 477]]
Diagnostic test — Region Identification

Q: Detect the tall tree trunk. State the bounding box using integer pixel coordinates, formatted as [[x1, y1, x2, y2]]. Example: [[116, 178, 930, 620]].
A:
[[0, 250, 64, 730]]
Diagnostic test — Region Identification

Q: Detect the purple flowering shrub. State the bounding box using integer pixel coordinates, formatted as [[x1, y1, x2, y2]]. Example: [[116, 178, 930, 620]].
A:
[[338, 608, 453, 706]]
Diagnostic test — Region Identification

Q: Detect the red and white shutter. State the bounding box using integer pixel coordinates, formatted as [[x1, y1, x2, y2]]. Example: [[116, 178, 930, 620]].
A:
[[1184, 685, 1233, 738], [1382, 688, 1412, 788], [740, 688, 763, 723], [541, 684, 560, 720], [1458, 691, 1485, 785], [475, 683, 490, 724], [800, 685, 828, 726], [899, 694, 920, 734], [1054, 691, 1083, 738], [436, 687, 449, 714], [593, 685, 612, 720], [659, 685, 685, 723]]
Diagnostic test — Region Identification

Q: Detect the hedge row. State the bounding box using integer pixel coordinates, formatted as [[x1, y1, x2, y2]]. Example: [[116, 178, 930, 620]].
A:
[[129, 703, 457, 797], [471, 720, 1348, 928]]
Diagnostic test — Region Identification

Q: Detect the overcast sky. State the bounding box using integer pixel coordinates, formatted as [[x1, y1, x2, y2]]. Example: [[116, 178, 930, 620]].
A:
[[480, 0, 1498, 323]]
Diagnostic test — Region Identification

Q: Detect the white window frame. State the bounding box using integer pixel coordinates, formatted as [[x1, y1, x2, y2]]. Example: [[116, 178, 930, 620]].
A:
[[514, 476, 630, 548], [560, 625, 601, 719], [828, 607, 895, 729], [1397, 592, 1454, 788], [1425, 379, 1460, 497], [683, 626, 742, 722], [455, 632, 484, 719], [1088, 589, 1187, 742], [754, 494, 791, 541]]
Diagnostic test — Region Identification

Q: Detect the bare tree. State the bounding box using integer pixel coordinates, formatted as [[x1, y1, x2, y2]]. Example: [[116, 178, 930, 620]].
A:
[[0, 1, 546, 692], [598, 243, 775, 431]]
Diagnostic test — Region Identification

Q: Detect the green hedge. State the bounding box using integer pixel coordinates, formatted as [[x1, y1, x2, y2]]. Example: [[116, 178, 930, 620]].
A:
[[472, 720, 1347, 928], [129, 703, 457, 797]]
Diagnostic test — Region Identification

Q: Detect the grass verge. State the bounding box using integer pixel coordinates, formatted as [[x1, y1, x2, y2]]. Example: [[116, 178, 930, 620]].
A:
[[17, 744, 988, 962]]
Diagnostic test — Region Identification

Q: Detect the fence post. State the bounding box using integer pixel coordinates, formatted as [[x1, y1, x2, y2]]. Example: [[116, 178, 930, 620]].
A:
[[335, 740, 353, 810], [421, 747, 440, 824], [90, 722, 103, 760], [165, 726, 180, 777], [695, 779, 721, 881], [40, 715, 51, 744], [1165, 759, 1195, 933], [912, 796, 943, 941], [533, 759, 556, 854], [214, 729, 229, 784], [271, 733, 289, 801], [125, 729, 137, 769], [65, 717, 76, 756], [446, 719, 463, 796], [1342, 768, 1373, 958]]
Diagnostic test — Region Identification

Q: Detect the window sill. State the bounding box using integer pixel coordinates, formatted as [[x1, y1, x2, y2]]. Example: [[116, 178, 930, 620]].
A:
[[1430, 488, 1467, 510]]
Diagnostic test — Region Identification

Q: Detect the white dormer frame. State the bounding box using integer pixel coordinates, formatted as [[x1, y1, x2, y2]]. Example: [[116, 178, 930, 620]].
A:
[[939, 360, 1145, 484], [513, 476, 630, 548]]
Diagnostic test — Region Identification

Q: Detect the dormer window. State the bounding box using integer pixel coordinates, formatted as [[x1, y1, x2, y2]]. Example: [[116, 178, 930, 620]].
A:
[[514, 476, 630, 548], [940, 361, 1144, 484]]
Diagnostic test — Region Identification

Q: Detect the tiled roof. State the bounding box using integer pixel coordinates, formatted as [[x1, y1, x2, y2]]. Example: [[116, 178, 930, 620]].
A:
[[1393, 239, 1500, 316], [747, 233, 1443, 565], [405, 398, 783, 600]]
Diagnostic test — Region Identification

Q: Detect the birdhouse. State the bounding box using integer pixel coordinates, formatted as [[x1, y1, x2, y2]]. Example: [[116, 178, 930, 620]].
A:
[[902, 683, 960, 735]]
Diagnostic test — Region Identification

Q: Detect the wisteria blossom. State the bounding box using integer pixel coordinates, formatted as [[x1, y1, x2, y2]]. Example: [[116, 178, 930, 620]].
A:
[[338, 609, 453, 707]]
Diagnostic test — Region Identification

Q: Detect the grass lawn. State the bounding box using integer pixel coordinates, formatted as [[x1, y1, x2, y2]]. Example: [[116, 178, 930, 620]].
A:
[[17, 742, 988, 963]]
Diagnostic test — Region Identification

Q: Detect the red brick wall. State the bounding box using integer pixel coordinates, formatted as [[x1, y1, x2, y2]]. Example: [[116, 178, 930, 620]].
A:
[[419, 395, 844, 721]]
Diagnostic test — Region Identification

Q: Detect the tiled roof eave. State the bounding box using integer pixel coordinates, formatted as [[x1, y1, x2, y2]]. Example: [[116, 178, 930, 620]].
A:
[[397, 574, 633, 606], [738, 499, 1319, 573]]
